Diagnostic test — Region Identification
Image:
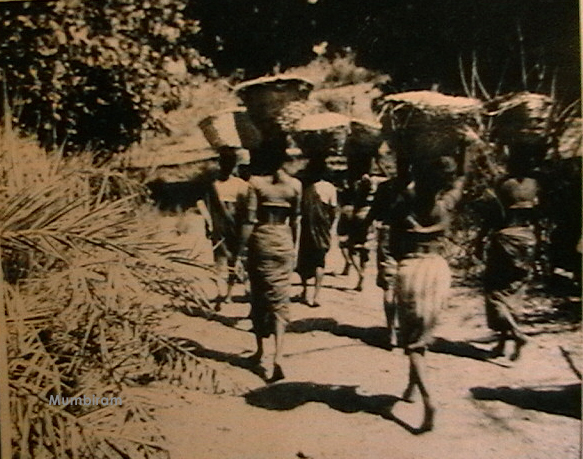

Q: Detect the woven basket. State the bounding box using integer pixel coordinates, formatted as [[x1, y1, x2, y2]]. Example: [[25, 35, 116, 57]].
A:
[[234, 75, 314, 135], [291, 112, 351, 158], [488, 92, 553, 145], [277, 99, 326, 132], [379, 91, 483, 165], [343, 118, 383, 160], [199, 108, 262, 150], [556, 117, 582, 159]]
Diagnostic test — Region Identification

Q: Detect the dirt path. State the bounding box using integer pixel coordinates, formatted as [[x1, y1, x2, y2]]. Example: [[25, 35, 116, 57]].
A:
[[152, 215, 581, 459]]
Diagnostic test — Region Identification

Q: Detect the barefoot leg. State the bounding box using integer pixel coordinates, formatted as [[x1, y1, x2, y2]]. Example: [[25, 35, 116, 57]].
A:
[[270, 318, 286, 382], [312, 267, 324, 306], [410, 351, 435, 432], [250, 334, 263, 364], [383, 288, 396, 347]]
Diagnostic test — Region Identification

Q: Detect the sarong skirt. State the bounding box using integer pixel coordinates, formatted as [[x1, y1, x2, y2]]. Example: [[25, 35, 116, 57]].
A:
[[248, 224, 295, 338], [395, 253, 451, 351], [484, 226, 536, 332]]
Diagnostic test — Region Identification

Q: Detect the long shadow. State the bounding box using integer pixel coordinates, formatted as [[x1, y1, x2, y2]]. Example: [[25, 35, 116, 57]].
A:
[[175, 304, 248, 329], [230, 293, 250, 303], [323, 284, 359, 293], [470, 383, 581, 419], [244, 382, 426, 435], [287, 318, 392, 350], [165, 336, 266, 379], [428, 338, 513, 368]]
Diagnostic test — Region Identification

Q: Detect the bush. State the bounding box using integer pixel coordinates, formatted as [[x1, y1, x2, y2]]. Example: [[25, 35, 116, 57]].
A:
[[0, 0, 213, 157]]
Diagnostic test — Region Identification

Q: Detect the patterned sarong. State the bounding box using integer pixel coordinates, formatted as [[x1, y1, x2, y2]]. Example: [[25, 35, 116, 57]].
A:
[[395, 253, 451, 352]]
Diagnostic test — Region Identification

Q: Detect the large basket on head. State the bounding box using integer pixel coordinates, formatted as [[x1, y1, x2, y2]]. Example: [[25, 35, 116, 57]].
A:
[[291, 112, 351, 159], [344, 118, 383, 156], [379, 91, 483, 174], [234, 75, 314, 137], [488, 92, 554, 146], [199, 108, 262, 150]]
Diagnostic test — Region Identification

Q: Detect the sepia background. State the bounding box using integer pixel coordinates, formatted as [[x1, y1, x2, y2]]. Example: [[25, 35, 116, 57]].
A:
[[0, 1, 581, 458]]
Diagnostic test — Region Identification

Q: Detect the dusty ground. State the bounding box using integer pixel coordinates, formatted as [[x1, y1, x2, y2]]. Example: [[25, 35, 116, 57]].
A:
[[151, 214, 581, 459]]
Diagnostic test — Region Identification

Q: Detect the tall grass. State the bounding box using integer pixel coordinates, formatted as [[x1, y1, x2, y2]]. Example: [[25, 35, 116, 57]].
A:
[[0, 119, 232, 458]]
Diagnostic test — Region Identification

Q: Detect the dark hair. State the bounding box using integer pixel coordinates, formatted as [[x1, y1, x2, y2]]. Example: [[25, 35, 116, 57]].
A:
[[217, 147, 238, 173], [507, 143, 545, 176]]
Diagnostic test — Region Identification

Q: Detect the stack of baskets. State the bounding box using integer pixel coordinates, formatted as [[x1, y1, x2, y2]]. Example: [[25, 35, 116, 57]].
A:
[[378, 90, 484, 176]]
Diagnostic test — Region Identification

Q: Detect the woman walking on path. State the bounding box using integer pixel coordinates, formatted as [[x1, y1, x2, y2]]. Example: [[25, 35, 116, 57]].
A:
[[483, 147, 540, 361], [365, 171, 415, 347], [296, 159, 338, 307], [246, 153, 302, 382], [197, 147, 250, 309], [389, 158, 461, 432]]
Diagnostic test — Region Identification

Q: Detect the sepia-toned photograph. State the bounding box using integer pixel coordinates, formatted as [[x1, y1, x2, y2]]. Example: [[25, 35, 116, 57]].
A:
[[0, 1, 581, 458]]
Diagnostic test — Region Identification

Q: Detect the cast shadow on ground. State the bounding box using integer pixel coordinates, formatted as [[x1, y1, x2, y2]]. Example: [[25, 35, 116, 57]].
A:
[[229, 293, 251, 303], [164, 336, 266, 380], [175, 303, 248, 329], [287, 318, 392, 350], [470, 383, 581, 419], [244, 382, 429, 435], [428, 338, 513, 368]]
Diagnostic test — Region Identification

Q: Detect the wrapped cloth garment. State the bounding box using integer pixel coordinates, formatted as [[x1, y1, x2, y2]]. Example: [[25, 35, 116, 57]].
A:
[[484, 225, 536, 333], [336, 205, 354, 250], [395, 253, 451, 353], [376, 225, 399, 290], [296, 181, 336, 279], [248, 224, 295, 338], [246, 173, 301, 338], [205, 177, 249, 261]]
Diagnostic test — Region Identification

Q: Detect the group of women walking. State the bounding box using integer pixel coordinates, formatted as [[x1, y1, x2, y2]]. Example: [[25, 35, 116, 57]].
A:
[[197, 140, 541, 432]]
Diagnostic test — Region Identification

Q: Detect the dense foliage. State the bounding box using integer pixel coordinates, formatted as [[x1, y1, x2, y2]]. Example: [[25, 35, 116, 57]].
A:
[[1, 0, 578, 157], [0, 0, 211, 156], [190, 0, 580, 102]]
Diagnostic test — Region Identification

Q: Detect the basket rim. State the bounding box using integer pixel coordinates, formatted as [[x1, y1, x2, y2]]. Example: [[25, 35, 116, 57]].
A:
[[295, 112, 351, 132], [486, 91, 554, 116], [380, 90, 482, 110], [234, 74, 315, 95], [198, 107, 249, 127], [350, 117, 382, 130]]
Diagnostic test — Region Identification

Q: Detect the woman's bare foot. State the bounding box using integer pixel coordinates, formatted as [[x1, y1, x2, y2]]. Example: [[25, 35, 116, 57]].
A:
[[419, 403, 435, 433], [509, 335, 528, 361], [489, 340, 506, 358], [214, 300, 222, 312], [248, 351, 262, 365], [268, 364, 285, 383]]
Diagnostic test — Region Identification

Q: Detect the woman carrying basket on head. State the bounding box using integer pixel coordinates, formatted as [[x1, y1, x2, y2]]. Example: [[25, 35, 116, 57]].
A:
[[389, 157, 462, 433], [196, 147, 250, 310], [246, 152, 302, 382], [296, 158, 338, 307], [482, 145, 541, 361]]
